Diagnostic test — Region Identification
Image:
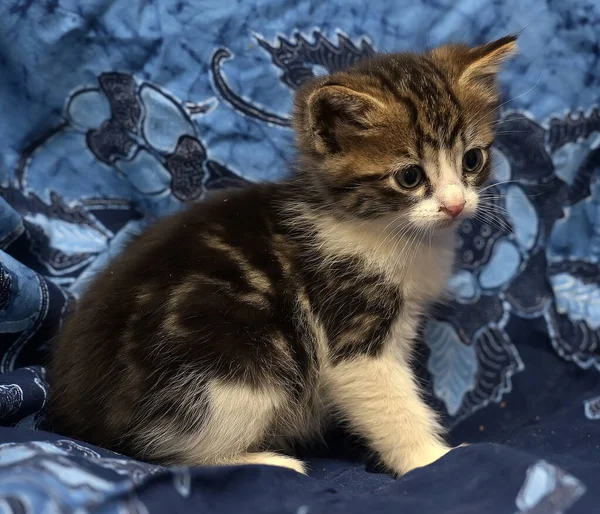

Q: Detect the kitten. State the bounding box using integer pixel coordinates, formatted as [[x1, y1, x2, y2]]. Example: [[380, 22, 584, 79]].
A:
[[48, 36, 517, 476]]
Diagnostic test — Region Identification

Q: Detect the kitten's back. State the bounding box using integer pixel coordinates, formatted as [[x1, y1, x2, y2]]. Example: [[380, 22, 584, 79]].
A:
[[48, 183, 313, 458]]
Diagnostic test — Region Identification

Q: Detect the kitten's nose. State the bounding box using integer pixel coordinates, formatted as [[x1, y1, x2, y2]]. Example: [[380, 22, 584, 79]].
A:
[[441, 201, 465, 218]]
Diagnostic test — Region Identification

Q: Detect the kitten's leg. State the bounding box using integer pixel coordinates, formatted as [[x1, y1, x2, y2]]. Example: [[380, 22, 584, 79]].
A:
[[136, 379, 306, 474], [324, 350, 451, 476]]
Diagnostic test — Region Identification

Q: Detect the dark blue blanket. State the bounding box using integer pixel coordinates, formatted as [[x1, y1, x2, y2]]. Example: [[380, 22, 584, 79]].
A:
[[1, 0, 600, 512]]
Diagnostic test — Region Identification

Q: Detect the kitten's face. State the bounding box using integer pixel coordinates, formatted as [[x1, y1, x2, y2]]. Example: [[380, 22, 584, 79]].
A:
[[294, 36, 517, 232]]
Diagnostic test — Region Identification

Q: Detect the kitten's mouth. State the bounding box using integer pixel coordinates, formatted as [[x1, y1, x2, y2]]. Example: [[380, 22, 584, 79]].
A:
[[437, 217, 456, 228]]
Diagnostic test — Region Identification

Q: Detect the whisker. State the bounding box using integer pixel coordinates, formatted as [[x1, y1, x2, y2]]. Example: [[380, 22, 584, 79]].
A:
[[478, 180, 522, 193], [478, 193, 507, 199], [479, 190, 547, 200], [405, 226, 427, 274], [478, 201, 511, 214], [473, 213, 508, 235], [491, 116, 531, 127], [476, 205, 511, 224], [476, 210, 513, 234], [479, 207, 511, 219], [428, 226, 433, 258], [493, 130, 531, 136], [477, 200, 510, 211], [371, 217, 407, 257], [472, 74, 542, 126], [479, 195, 508, 201]]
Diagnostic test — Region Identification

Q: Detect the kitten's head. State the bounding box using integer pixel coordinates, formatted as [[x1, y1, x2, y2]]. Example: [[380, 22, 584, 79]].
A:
[[293, 36, 517, 231]]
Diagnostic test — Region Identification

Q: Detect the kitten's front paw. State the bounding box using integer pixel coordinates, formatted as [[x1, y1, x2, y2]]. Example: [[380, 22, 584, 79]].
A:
[[393, 444, 453, 476], [395, 443, 470, 476]]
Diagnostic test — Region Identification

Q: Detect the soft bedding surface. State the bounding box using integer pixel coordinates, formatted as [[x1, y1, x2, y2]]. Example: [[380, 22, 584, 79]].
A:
[[1, 0, 600, 512]]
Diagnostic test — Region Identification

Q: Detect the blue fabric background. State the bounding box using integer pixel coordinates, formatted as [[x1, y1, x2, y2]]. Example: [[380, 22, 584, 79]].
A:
[[1, 0, 600, 512]]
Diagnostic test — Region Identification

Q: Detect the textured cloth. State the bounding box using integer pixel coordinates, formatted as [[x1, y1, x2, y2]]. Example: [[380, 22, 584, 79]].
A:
[[0, 0, 600, 512]]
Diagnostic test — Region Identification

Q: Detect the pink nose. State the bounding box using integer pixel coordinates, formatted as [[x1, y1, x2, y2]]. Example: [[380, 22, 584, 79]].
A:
[[441, 201, 465, 218]]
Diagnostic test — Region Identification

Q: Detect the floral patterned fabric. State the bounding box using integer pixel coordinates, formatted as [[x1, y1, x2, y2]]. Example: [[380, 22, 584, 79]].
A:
[[0, 0, 599, 512]]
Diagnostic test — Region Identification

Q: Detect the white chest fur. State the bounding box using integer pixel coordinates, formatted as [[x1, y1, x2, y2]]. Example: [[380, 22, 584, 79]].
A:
[[399, 229, 456, 304], [313, 214, 456, 350], [313, 214, 456, 299]]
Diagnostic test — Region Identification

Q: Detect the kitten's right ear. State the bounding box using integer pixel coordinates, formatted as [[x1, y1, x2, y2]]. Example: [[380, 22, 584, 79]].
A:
[[460, 35, 518, 87], [295, 83, 384, 155]]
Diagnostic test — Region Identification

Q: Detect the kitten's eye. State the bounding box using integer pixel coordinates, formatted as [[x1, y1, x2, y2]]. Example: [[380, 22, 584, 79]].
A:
[[463, 148, 484, 173], [395, 166, 424, 189]]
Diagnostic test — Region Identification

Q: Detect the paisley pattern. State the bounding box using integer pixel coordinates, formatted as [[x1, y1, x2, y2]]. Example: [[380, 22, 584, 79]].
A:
[[426, 113, 600, 426], [1, 0, 600, 512], [0, 439, 162, 513]]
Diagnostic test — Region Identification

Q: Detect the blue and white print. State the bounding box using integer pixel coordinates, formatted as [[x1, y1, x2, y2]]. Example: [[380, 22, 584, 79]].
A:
[[1, 0, 600, 512], [0, 440, 162, 513], [584, 396, 600, 421], [515, 460, 586, 514]]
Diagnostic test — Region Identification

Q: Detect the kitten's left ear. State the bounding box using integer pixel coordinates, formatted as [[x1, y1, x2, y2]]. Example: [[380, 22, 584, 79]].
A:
[[294, 80, 385, 156], [460, 35, 518, 87]]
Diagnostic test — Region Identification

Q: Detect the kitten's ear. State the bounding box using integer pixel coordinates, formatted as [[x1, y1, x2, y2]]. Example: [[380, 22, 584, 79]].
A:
[[296, 84, 384, 155], [460, 35, 518, 87]]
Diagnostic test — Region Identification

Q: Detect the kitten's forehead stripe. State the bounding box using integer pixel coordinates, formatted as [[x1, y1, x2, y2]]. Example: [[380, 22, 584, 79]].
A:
[[365, 68, 428, 157], [367, 56, 466, 151], [422, 58, 463, 119], [404, 61, 459, 138], [446, 122, 461, 147]]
